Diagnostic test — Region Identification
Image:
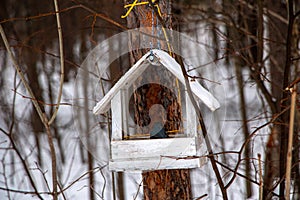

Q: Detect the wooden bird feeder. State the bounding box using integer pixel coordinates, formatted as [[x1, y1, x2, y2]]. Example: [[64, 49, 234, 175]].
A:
[[93, 49, 220, 171]]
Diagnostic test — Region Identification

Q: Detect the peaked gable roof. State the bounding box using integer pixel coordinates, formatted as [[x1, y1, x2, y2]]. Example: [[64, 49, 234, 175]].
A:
[[93, 49, 220, 115]]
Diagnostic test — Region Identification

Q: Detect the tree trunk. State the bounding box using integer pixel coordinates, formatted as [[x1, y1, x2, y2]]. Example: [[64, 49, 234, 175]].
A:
[[124, 0, 192, 199], [264, 1, 288, 199], [142, 169, 191, 200]]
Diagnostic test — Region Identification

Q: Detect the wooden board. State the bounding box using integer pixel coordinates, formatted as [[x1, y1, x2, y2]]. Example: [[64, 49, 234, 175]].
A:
[[109, 137, 207, 171], [109, 156, 205, 171], [111, 137, 197, 160]]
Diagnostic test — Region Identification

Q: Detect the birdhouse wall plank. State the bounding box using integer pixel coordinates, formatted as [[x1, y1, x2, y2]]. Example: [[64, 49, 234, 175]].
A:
[[111, 137, 197, 160], [111, 91, 124, 140], [121, 89, 129, 136], [109, 156, 203, 172], [185, 91, 197, 137]]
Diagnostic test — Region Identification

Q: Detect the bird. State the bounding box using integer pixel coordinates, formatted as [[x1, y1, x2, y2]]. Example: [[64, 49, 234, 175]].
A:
[[150, 121, 168, 139], [148, 104, 168, 139]]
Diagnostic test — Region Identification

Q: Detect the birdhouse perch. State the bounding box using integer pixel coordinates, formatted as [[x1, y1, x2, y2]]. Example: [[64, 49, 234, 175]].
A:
[[93, 49, 220, 171]]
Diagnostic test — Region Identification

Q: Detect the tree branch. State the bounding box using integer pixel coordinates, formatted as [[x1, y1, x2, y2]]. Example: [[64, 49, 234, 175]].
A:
[[0, 128, 43, 199], [48, 0, 65, 125], [285, 84, 297, 199], [0, 20, 58, 200], [175, 54, 228, 200]]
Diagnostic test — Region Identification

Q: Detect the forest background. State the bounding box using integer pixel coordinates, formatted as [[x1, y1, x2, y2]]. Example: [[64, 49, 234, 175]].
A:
[[0, 0, 299, 199]]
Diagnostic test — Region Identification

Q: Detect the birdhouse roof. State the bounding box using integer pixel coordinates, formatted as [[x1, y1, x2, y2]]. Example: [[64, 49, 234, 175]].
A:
[[93, 49, 220, 115]]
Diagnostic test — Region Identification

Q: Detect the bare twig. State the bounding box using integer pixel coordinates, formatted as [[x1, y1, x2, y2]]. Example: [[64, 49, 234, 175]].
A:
[[234, 52, 252, 197], [133, 180, 143, 200], [43, 113, 58, 200], [99, 166, 107, 199], [225, 106, 290, 190], [0, 25, 45, 124], [71, 0, 127, 30], [12, 89, 72, 106], [215, 158, 280, 198], [34, 162, 51, 192], [0, 24, 44, 200], [59, 166, 105, 194], [0, 23, 58, 200], [195, 194, 208, 200], [49, 0, 65, 125], [285, 84, 297, 200], [0, 3, 127, 31], [239, 0, 288, 24], [57, 183, 67, 200], [1, 149, 11, 200], [0, 187, 51, 195], [176, 54, 228, 200], [0, 129, 43, 199], [280, 0, 296, 196], [258, 154, 263, 200]]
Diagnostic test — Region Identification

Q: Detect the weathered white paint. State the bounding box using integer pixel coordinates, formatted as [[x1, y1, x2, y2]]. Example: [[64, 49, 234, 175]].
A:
[[121, 89, 129, 137], [93, 49, 220, 115], [109, 137, 206, 171], [185, 91, 197, 137], [109, 156, 204, 171], [108, 137, 207, 171], [111, 137, 196, 160], [111, 91, 123, 140], [154, 50, 220, 111], [93, 52, 150, 115], [92, 49, 216, 171]]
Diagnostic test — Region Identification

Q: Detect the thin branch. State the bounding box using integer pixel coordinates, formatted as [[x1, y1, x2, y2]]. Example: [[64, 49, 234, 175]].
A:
[[215, 158, 280, 198], [0, 187, 51, 195], [224, 106, 290, 189], [99, 166, 107, 199], [0, 4, 127, 31], [71, 0, 128, 30], [176, 54, 228, 200], [279, 0, 295, 196], [133, 180, 143, 200], [57, 183, 67, 200], [59, 166, 106, 194], [12, 89, 72, 106], [0, 25, 45, 124], [285, 85, 297, 200], [238, 0, 288, 24], [0, 23, 59, 200], [258, 154, 263, 200], [43, 113, 58, 200], [195, 194, 208, 200], [0, 24, 47, 200], [235, 53, 252, 197], [0, 129, 43, 199], [34, 162, 51, 192], [48, 0, 65, 125]]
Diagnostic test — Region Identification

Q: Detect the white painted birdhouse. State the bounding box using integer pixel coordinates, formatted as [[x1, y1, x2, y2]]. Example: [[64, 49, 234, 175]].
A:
[[93, 49, 220, 171]]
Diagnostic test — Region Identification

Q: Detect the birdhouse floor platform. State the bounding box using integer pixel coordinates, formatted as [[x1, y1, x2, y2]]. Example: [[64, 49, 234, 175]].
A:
[[109, 137, 206, 171]]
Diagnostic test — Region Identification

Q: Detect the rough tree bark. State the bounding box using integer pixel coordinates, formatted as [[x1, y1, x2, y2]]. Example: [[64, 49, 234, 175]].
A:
[[124, 0, 192, 199]]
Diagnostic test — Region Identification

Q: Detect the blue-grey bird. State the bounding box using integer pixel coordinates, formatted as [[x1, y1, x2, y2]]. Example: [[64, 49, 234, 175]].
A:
[[150, 122, 168, 139], [148, 104, 168, 139]]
